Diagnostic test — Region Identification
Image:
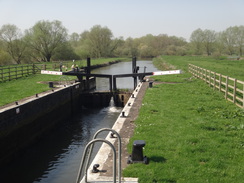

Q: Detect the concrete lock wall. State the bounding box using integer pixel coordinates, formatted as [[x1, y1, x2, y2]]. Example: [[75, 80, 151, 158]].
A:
[[0, 78, 96, 164]]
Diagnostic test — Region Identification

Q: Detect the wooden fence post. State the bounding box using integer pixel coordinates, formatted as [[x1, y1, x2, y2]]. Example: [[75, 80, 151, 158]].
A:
[[205, 69, 207, 83], [192, 65, 194, 76], [225, 76, 229, 99], [15, 66, 17, 79], [214, 72, 216, 90], [32, 64, 35, 74], [200, 67, 203, 80], [21, 65, 24, 77], [243, 84, 244, 108], [209, 70, 211, 86], [198, 66, 200, 78], [1, 68, 3, 82], [8, 67, 10, 81], [219, 74, 222, 92], [196, 66, 199, 78], [233, 78, 237, 103]]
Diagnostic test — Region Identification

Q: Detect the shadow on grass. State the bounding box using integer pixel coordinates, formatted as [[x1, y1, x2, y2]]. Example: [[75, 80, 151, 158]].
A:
[[152, 178, 176, 183], [149, 156, 167, 163]]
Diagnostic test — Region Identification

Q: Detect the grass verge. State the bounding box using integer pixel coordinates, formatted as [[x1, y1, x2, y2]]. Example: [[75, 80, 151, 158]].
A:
[[0, 74, 73, 106], [123, 57, 244, 183]]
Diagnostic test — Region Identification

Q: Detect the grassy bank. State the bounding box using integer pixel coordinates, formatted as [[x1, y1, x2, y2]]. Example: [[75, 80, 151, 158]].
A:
[[0, 58, 127, 106], [0, 74, 69, 106], [153, 55, 244, 81], [123, 56, 244, 182]]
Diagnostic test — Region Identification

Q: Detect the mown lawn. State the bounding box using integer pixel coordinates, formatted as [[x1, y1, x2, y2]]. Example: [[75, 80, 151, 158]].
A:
[[123, 56, 244, 183]]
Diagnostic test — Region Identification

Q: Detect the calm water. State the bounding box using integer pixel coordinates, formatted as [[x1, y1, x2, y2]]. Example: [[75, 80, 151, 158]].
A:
[[1, 61, 157, 183], [94, 61, 159, 90]]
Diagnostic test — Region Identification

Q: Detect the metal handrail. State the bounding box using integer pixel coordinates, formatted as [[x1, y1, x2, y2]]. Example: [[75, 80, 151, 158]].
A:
[[85, 128, 122, 183], [76, 138, 117, 183]]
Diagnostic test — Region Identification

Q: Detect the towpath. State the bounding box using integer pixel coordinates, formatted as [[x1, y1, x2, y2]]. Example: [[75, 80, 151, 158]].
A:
[[90, 77, 153, 180]]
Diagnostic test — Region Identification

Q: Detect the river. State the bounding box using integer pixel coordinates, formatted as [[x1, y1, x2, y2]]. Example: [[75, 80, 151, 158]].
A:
[[1, 60, 157, 183]]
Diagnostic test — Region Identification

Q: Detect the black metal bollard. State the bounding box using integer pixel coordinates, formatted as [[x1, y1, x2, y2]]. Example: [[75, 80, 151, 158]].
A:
[[149, 81, 153, 88], [127, 140, 149, 164], [49, 82, 54, 88], [132, 140, 145, 161]]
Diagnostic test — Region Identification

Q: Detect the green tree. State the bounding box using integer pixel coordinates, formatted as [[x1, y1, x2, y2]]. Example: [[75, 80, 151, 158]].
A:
[[86, 25, 113, 58], [234, 26, 244, 56], [0, 46, 12, 65], [214, 32, 226, 55], [69, 32, 80, 47], [124, 37, 139, 57], [202, 29, 216, 56], [221, 26, 237, 55], [190, 28, 204, 55], [74, 30, 90, 59], [25, 20, 68, 62], [138, 34, 158, 57], [109, 37, 124, 57], [52, 42, 80, 61], [0, 24, 27, 64]]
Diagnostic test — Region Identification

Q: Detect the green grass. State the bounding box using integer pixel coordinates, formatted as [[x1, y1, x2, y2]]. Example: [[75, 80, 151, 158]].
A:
[[36, 57, 128, 71], [124, 74, 244, 182], [0, 58, 128, 106], [153, 56, 244, 81], [0, 74, 73, 106], [123, 56, 244, 182]]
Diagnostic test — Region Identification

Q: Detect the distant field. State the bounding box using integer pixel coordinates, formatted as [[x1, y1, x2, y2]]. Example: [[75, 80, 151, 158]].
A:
[[37, 57, 127, 71], [153, 56, 244, 81]]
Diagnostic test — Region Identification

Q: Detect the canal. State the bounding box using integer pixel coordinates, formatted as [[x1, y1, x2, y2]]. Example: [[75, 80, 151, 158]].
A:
[[1, 60, 158, 183]]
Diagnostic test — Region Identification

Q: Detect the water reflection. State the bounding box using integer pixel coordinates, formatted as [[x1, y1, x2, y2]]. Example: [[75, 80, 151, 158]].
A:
[[32, 104, 121, 183], [93, 61, 158, 90]]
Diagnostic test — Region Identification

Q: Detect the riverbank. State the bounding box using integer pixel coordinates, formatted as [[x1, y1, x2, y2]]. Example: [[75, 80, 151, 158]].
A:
[[0, 58, 126, 107]]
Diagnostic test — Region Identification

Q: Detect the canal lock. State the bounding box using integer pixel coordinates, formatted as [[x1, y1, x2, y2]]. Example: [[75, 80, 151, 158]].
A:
[[80, 91, 132, 108]]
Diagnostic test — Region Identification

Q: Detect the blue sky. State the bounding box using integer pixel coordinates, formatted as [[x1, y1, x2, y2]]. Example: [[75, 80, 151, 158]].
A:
[[0, 0, 243, 40]]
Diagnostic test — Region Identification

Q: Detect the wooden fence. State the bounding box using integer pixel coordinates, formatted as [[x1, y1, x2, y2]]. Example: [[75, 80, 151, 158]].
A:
[[0, 64, 40, 82], [0, 62, 73, 82], [189, 64, 244, 108], [35, 61, 72, 71]]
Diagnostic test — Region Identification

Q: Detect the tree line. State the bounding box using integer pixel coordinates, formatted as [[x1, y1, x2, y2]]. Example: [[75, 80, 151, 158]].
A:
[[0, 20, 243, 65]]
